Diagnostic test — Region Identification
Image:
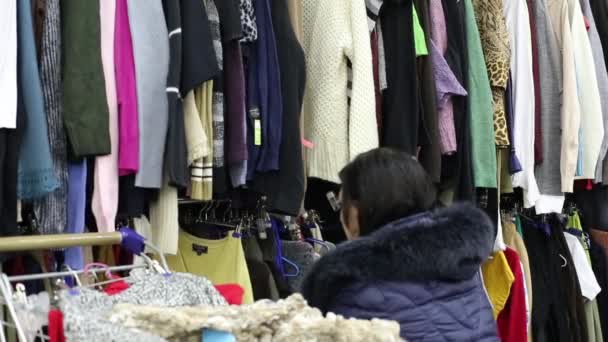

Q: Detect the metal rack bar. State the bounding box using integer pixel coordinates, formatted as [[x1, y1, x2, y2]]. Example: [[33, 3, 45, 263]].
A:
[[7, 264, 146, 283], [0, 232, 122, 252]]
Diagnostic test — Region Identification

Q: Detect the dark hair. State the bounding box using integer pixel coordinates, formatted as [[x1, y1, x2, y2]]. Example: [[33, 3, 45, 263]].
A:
[[339, 147, 437, 236]]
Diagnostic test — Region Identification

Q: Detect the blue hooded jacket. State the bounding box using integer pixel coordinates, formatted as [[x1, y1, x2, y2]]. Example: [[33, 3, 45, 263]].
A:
[[301, 204, 500, 341]]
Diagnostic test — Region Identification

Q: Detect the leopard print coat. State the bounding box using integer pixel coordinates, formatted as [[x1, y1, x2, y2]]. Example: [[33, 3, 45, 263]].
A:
[[472, 0, 511, 147]]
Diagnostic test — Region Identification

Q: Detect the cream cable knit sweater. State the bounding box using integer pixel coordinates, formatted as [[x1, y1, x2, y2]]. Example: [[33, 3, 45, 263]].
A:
[[110, 294, 402, 342], [302, 0, 378, 183]]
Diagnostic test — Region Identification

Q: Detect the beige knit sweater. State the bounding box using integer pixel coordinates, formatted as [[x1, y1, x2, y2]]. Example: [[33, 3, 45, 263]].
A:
[[301, 0, 378, 183], [110, 294, 402, 342]]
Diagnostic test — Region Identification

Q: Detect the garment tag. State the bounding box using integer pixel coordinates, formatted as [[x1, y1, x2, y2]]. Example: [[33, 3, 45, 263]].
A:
[[302, 138, 314, 149], [192, 244, 209, 256], [254, 119, 262, 146], [202, 329, 236, 342]]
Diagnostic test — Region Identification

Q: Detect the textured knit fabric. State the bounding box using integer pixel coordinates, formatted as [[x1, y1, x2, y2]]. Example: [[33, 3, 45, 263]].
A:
[[115, 0, 139, 176], [61, 0, 110, 158], [18, 0, 58, 200], [33, 0, 67, 234], [568, 0, 604, 181], [110, 294, 402, 342], [128, 0, 170, 189], [64, 160, 86, 270], [532, 0, 565, 211], [504, 0, 540, 208], [60, 272, 226, 341], [92, 0, 119, 233], [162, 0, 188, 189], [463, 0, 498, 188], [301, 0, 378, 183], [0, 0, 17, 129], [580, 0, 608, 183], [184, 88, 209, 165], [546, 0, 581, 193], [472, 0, 511, 148]]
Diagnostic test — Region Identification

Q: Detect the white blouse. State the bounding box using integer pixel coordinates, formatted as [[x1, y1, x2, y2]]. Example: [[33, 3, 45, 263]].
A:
[[0, 0, 18, 129]]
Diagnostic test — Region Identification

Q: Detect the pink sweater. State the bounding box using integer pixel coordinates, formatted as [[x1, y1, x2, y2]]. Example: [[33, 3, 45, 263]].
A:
[[93, 0, 119, 233], [115, 0, 139, 175]]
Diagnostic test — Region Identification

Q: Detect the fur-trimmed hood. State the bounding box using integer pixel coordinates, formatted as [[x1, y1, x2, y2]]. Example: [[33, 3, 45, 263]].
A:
[[301, 203, 495, 313]]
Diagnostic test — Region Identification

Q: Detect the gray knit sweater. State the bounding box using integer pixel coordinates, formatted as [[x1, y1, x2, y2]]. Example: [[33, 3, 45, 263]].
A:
[[128, 0, 170, 189], [532, 0, 563, 196]]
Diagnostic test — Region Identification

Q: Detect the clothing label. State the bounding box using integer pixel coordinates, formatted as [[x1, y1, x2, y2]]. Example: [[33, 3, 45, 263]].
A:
[[192, 244, 209, 256], [302, 139, 314, 149], [202, 329, 236, 342], [254, 119, 262, 146]]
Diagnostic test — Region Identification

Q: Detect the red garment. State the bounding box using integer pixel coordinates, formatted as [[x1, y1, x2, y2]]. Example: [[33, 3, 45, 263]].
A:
[[371, 29, 383, 138], [104, 280, 131, 295], [526, 0, 543, 165], [497, 248, 528, 342], [48, 309, 66, 342], [215, 284, 244, 305]]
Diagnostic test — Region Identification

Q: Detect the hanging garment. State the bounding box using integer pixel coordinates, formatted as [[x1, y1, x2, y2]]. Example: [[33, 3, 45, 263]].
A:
[[148, 174, 179, 255], [33, 0, 68, 235], [497, 248, 528, 342], [64, 161, 87, 270], [504, 77, 523, 176], [240, 0, 258, 43], [567, 0, 604, 181], [526, 0, 543, 165], [190, 82, 214, 201], [115, 0, 139, 176], [250, 0, 282, 173], [472, 0, 511, 148], [545, 0, 582, 193], [205, 0, 228, 197], [523, 216, 589, 342], [590, 238, 608, 341], [128, 0, 170, 189], [184, 89, 209, 166], [532, 0, 566, 213], [442, 0, 475, 200], [413, 0, 441, 183], [579, 0, 608, 184], [61, 0, 110, 158], [482, 251, 515, 318], [214, 0, 242, 42], [165, 230, 254, 304], [92, 0, 119, 234], [301, 0, 377, 183], [162, 0, 188, 189], [250, 0, 306, 216], [564, 233, 601, 301], [504, 0, 540, 208], [461, 0, 498, 189], [380, 0, 419, 155], [224, 40, 248, 187], [0, 104, 23, 237], [18, 0, 58, 200], [0, 0, 17, 129], [503, 218, 533, 331]]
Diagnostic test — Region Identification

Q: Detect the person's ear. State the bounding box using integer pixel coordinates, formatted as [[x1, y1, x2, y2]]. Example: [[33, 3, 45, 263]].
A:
[[342, 205, 360, 240]]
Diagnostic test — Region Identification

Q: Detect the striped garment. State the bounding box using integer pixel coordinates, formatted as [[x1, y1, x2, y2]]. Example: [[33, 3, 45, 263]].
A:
[[33, 0, 68, 234]]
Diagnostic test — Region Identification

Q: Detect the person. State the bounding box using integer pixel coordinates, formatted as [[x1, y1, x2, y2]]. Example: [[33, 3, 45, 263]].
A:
[[301, 148, 499, 341]]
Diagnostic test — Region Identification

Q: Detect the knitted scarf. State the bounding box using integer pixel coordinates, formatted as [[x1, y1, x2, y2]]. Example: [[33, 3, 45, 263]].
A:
[[32, 0, 67, 234], [17, 0, 59, 200]]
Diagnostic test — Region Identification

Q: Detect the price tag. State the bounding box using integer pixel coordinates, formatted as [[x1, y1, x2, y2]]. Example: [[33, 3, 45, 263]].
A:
[[254, 119, 262, 146]]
